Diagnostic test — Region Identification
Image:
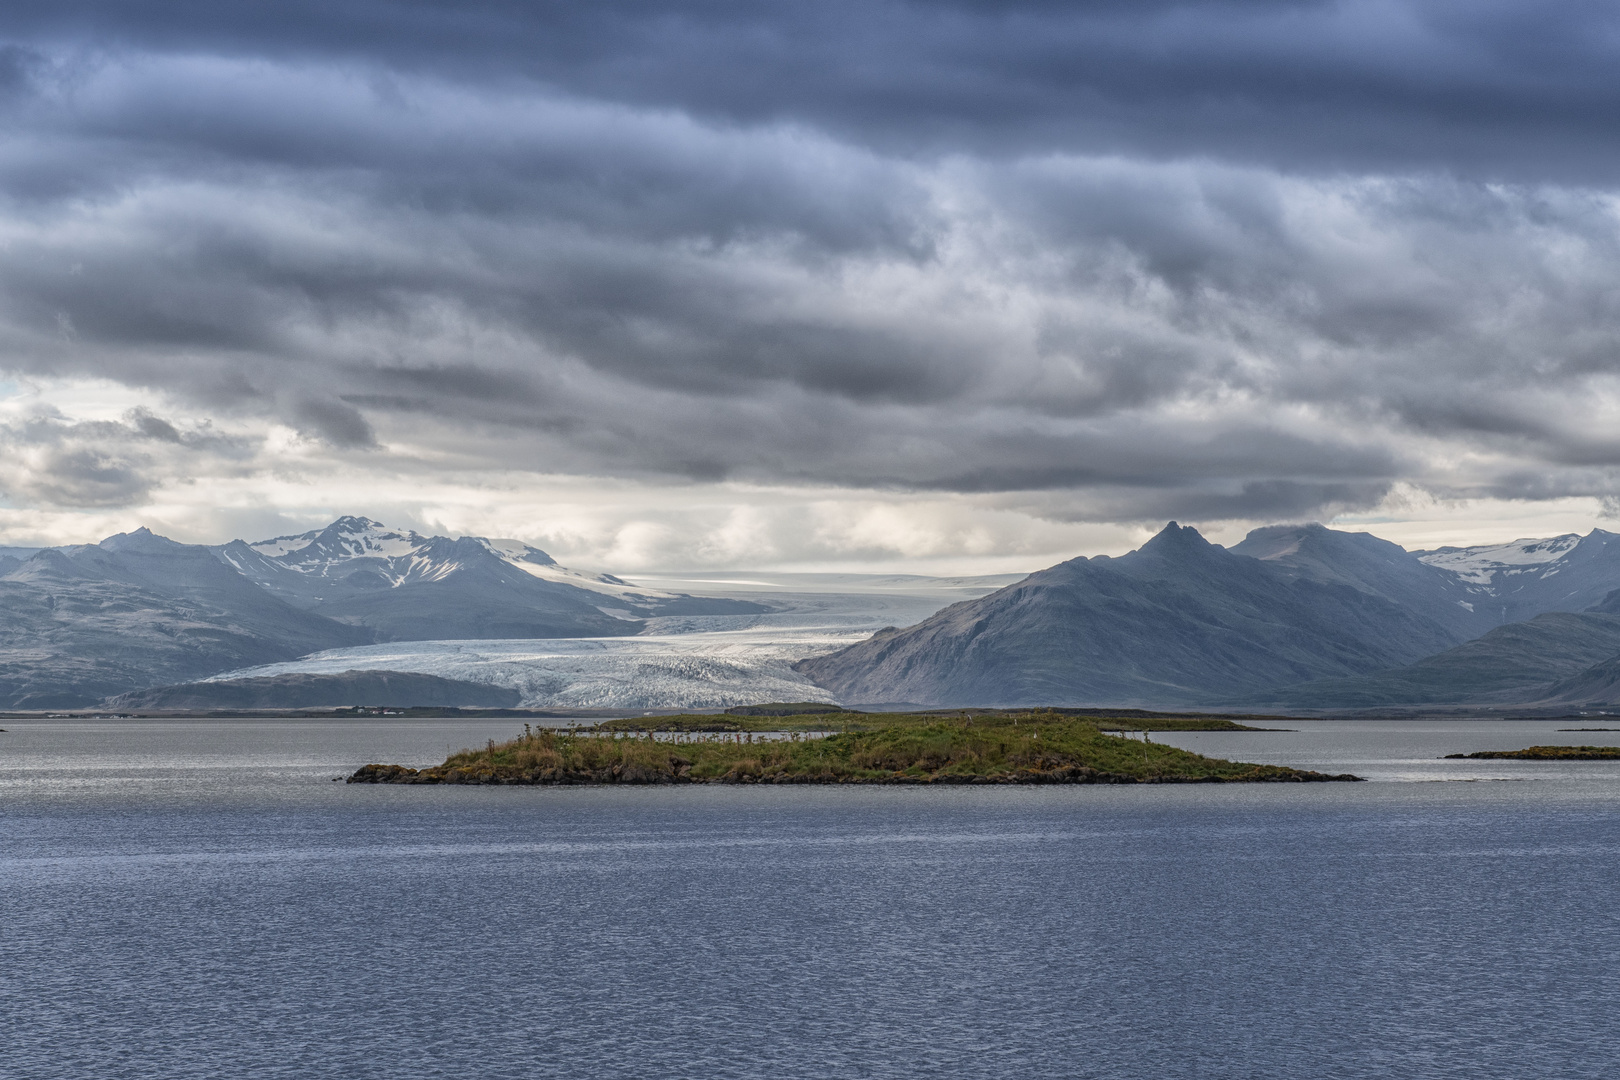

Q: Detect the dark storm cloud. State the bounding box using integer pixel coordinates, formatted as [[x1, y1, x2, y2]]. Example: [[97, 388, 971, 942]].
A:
[[5, 2, 1620, 180], [1, 2, 1619, 525]]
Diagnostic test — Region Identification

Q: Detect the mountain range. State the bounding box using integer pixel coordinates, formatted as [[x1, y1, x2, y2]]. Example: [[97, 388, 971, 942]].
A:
[[796, 521, 1620, 711], [0, 517, 761, 708], [12, 513, 1620, 711], [211, 517, 758, 639]]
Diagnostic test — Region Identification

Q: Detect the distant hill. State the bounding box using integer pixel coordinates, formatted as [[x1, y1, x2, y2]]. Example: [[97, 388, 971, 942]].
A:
[[106, 670, 521, 710], [795, 523, 1468, 707], [0, 530, 369, 708]]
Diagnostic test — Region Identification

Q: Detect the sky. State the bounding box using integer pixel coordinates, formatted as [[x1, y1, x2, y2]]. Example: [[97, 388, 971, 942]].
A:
[[3, 1, 1620, 572]]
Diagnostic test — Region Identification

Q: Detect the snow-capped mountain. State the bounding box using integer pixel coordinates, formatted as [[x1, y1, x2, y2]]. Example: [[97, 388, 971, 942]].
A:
[[211, 517, 764, 639], [1415, 529, 1620, 624]]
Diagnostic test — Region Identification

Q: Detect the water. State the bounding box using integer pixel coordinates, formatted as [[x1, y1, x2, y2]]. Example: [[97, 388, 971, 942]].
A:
[[5, 718, 1620, 1078]]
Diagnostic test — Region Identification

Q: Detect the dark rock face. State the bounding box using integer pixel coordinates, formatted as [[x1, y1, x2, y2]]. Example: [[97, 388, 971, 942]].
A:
[[795, 523, 1468, 708], [0, 530, 370, 708], [104, 670, 521, 710]]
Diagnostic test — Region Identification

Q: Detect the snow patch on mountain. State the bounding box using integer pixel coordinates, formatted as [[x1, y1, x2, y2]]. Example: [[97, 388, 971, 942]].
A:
[[474, 537, 556, 567], [1417, 535, 1582, 584]]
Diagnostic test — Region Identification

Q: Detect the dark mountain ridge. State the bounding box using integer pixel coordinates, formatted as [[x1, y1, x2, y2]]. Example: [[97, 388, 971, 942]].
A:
[[796, 523, 1469, 707]]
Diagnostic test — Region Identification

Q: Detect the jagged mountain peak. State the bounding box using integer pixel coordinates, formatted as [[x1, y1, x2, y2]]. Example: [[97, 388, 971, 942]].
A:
[[248, 517, 426, 560], [1136, 521, 1217, 558]]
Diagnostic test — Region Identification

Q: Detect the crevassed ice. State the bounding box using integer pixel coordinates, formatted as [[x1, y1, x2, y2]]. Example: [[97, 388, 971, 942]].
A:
[[210, 627, 861, 709]]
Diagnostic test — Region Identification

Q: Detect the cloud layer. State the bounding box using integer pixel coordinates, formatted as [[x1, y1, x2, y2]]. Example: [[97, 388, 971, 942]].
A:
[[2, 3, 1620, 560]]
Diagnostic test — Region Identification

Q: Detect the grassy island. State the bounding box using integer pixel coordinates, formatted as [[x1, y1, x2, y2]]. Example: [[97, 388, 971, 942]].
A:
[[349, 713, 1357, 786], [1445, 745, 1620, 760]]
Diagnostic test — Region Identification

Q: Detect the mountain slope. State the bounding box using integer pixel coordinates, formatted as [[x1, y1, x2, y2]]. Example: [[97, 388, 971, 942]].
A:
[[306, 536, 644, 640], [1242, 612, 1620, 709], [0, 530, 369, 708], [1538, 652, 1620, 708], [214, 517, 763, 637], [1231, 523, 1497, 640], [795, 523, 1467, 707]]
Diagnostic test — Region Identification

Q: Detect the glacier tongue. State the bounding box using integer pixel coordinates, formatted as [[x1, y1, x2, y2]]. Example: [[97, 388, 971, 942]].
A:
[[208, 628, 853, 709], [208, 573, 1019, 708]]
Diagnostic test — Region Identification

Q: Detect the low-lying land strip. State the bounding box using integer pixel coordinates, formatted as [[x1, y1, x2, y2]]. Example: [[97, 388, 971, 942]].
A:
[[349, 713, 1357, 785], [1445, 745, 1620, 760]]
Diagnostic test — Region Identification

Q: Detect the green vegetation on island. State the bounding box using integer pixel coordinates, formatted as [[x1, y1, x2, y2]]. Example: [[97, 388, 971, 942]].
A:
[[348, 713, 1357, 785], [593, 707, 1276, 734], [1445, 745, 1620, 760]]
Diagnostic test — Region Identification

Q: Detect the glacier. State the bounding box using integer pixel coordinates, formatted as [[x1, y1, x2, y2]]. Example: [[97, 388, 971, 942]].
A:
[[209, 572, 1021, 709]]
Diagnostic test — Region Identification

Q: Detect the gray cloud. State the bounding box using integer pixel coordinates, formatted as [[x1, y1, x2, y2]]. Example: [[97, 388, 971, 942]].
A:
[[0, 408, 255, 507], [290, 396, 375, 448], [0, 5, 1619, 530]]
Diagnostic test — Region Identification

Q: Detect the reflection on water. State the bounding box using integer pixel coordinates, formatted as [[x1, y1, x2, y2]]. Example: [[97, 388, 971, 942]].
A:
[[5, 718, 1620, 1079]]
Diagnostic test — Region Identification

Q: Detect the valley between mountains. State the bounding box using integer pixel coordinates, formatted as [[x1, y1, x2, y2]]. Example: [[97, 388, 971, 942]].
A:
[[10, 515, 1620, 712]]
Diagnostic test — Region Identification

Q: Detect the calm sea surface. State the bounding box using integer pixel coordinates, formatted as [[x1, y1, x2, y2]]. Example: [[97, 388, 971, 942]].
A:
[[5, 718, 1620, 1078]]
